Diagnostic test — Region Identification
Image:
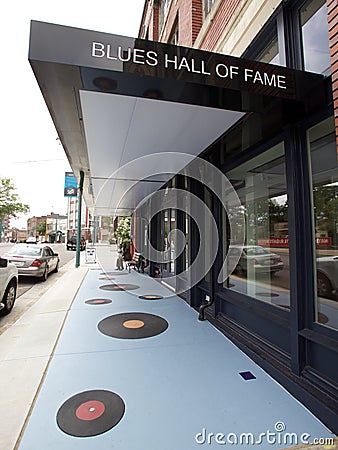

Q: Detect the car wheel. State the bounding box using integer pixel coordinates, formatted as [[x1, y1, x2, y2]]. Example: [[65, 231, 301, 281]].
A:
[[41, 267, 48, 282], [0, 280, 17, 316], [317, 273, 333, 298], [53, 261, 59, 273]]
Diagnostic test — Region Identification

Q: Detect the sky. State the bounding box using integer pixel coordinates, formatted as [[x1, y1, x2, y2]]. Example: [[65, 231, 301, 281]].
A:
[[0, 0, 145, 229]]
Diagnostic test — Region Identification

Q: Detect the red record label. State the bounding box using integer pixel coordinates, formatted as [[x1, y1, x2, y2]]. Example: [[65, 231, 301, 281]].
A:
[[75, 400, 105, 421]]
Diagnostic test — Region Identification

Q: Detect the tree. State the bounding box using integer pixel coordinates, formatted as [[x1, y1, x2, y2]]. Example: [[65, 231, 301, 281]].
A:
[[0, 178, 29, 239], [115, 216, 132, 259], [313, 185, 338, 245], [115, 216, 131, 243], [36, 220, 46, 236]]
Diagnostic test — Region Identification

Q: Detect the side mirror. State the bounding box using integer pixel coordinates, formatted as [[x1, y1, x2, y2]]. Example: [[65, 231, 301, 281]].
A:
[[0, 257, 8, 268]]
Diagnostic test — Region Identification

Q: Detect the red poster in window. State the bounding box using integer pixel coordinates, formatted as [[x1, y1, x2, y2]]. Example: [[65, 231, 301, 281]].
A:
[[316, 237, 332, 246]]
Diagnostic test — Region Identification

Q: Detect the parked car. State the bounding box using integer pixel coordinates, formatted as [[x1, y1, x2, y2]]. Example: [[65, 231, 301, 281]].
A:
[[0, 256, 18, 316], [26, 236, 38, 244], [231, 245, 284, 275], [4, 244, 60, 282], [66, 236, 86, 251], [316, 256, 338, 299]]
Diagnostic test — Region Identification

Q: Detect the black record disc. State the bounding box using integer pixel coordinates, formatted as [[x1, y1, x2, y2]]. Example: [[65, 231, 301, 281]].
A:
[[85, 299, 112, 305], [138, 294, 163, 300], [99, 284, 140, 291], [98, 312, 168, 339], [100, 272, 127, 276], [56, 389, 125, 437]]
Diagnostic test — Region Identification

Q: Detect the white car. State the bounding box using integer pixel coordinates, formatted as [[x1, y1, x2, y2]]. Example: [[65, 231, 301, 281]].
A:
[[0, 256, 18, 316]]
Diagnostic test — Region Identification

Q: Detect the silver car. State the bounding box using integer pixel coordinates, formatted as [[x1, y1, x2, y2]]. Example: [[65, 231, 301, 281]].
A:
[[232, 245, 284, 275], [316, 256, 338, 299], [0, 257, 18, 315], [5, 244, 60, 282]]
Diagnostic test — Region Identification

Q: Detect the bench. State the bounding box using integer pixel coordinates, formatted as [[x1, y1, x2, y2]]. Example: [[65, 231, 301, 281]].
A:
[[126, 253, 146, 273]]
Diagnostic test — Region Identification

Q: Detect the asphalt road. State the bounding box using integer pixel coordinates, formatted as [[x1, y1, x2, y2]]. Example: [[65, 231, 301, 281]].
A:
[[0, 243, 75, 298], [0, 243, 77, 335]]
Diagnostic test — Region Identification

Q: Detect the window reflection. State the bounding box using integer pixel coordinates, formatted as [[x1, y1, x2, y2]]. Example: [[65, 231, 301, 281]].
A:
[[224, 143, 290, 309], [300, 0, 330, 73], [204, 0, 215, 18], [258, 36, 280, 66], [309, 117, 338, 330]]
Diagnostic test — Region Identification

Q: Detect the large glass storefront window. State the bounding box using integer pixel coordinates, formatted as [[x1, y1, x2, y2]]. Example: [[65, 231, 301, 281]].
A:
[[224, 143, 290, 308], [300, 0, 330, 74], [309, 117, 338, 330], [204, 188, 213, 284]]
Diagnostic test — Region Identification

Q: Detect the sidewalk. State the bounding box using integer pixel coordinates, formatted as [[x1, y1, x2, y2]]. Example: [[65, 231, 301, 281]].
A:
[[0, 254, 89, 450], [1, 245, 336, 449]]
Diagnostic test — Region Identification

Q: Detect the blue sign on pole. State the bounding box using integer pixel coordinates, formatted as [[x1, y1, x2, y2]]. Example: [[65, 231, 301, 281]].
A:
[[64, 172, 78, 197]]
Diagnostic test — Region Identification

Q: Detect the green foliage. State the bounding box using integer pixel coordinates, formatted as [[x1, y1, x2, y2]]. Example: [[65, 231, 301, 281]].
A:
[[313, 185, 338, 239], [115, 216, 131, 247], [246, 198, 288, 225], [0, 178, 29, 223], [36, 220, 46, 235]]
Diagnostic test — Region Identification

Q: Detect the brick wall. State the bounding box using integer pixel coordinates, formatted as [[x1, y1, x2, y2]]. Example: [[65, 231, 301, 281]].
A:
[[327, 0, 338, 153], [198, 0, 242, 51], [192, 0, 203, 43], [139, 0, 159, 41], [139, 0, 203, 47]]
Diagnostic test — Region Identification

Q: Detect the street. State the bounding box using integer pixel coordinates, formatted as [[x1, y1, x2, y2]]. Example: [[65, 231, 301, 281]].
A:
[[0, 242, 75, 297], [0, 242, 76, 335]]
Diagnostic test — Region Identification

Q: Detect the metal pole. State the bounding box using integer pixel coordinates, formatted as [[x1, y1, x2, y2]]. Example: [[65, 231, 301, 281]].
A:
[[75, 170, 84, 268]]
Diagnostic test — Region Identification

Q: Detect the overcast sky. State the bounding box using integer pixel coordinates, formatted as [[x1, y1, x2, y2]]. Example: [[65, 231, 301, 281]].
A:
[[0, 0, 145, 229]]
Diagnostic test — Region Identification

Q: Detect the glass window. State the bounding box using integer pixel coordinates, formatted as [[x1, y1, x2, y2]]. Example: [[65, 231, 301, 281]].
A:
[[169, 209, 176, 274], [169, 16, 179, 45], [204, 187, 213, 283], [159, 0, 172, 33], [308, 117, 338, 330], [223, 143, 290, 310], [300, 0, 330, 73], [204, 0, 215, 18], [258, 35, 280, 66]]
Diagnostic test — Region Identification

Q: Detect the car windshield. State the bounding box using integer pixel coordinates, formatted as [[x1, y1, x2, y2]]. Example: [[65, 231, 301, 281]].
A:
[[8, 246, 42, 257], [245, 247, 270, 256]]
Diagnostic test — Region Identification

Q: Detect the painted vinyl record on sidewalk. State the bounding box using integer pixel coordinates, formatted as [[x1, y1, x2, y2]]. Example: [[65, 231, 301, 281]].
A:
[[99, 284, 140, 291], [98, 312, 168, 339], [138, 294, 163, 300], [85, 299, 112, 305], [57, 389, 125, 437], [100, 272, 127, 276]]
